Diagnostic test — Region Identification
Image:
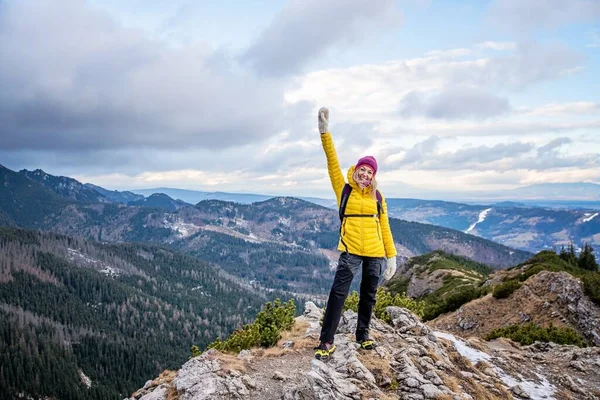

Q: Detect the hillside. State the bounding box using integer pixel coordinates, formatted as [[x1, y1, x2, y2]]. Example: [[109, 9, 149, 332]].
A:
[[0, 227, 276, 400], [129, 301, 600, 400], [428, 251, 600, 347], [84, 183, 144, 204], [20, 168, 109, 203], [387, 250, 600, 348]]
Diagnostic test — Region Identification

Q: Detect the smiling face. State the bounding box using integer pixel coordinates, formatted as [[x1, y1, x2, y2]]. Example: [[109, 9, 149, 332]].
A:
[[357, 165, 374, 181], [354, 165, 375, 188]]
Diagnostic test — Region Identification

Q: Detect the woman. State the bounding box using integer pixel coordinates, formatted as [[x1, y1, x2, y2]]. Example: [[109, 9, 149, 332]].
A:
[[315, 107, 397, 361]]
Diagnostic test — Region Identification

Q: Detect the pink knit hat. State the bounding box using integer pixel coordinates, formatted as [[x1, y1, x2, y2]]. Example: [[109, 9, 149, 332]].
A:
[[355, 156, 378, 175]]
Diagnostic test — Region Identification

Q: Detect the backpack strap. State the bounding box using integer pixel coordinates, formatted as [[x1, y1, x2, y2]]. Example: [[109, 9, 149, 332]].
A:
[[339, 184, 352, 221]]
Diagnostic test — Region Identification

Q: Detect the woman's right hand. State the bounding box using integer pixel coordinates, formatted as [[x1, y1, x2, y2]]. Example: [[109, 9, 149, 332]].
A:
[[318, 107, 329, 134]]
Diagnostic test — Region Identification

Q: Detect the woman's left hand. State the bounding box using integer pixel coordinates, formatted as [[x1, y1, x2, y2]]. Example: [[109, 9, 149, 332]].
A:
[[382, 256, 397, 281]]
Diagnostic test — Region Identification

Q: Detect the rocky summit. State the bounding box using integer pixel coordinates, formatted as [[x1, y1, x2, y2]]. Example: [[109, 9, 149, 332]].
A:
[[129, 302, 600, 400]]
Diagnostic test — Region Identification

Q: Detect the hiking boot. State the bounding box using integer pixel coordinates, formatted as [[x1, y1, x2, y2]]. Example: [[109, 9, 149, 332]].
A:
[[314, 342, 336, 361], [357, 338, 376, 350]]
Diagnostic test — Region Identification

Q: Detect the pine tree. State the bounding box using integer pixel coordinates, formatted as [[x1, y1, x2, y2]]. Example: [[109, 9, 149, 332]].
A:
[[578, 243, 599, 271]]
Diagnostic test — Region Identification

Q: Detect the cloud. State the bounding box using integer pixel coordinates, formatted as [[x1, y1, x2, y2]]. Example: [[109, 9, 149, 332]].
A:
[[0, 0, 286, 152], [385, 136, 440, 167], [240, 0, 398, 77], [476, 41, 517, 51], [288, 42, 582, 120], [384, 137, 598, 173], [488, 0, 600, 29], [399, 86, 511, 120], [518, 102, 600, 117], [537, 137, 572, 153]]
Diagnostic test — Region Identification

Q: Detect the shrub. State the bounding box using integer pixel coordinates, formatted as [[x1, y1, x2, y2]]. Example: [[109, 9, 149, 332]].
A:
[[421, 286, 485, 321], [343, 288, 426, 322], [485, 323, 586, 347], [582, 272, 600, 306], [202, 298, 296, 353], [493, 280, 521, 299]]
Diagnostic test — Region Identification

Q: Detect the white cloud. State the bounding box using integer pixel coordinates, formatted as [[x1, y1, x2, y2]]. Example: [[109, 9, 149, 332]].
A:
[[517, 102, 600, 117], [399, 87, 511, 120], [240, 0, 399, 77], [476, 41, 517, 51]]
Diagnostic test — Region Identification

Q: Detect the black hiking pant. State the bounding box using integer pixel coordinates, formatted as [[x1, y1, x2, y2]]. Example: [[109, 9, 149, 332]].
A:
[[319, 252, 384, 344]]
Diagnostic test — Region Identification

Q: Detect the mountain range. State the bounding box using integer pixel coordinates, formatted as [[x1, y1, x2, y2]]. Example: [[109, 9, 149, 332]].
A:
[[129, 182, 600, 208], [0, 165, 531, 278], [1, 164, 599, 400], [4, 165, 596, 260]]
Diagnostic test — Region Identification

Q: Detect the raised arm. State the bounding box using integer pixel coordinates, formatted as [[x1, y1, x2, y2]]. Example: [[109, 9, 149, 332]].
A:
[[318, 107, 346, 205]]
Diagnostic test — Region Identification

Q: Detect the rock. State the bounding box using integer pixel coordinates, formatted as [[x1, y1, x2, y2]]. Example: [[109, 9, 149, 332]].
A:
[[424, 370, 443, 385], [421, 383, 443, 399], [303, 301, 324, 320], [172, 352, 249, 399], [510, 384, 531, 399], [569, 360, 586, 372], [381, 376, 392, 387], [458, 318, 477, 330], [138, 385, 168, 400], [241, 375, 256, 389], [142, 380, 153, 390], [282, 340, 295, 349], [273, 371, 287, 381], [237, 350, 253, 360]]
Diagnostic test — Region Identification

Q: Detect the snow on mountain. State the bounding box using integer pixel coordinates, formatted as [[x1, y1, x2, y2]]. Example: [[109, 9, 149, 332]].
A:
[[465, 207, 492, 233], [583, 213, 599, 223]]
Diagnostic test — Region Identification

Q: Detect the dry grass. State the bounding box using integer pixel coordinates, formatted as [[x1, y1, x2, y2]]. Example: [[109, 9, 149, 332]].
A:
[[555, 389, 574, 400], [131, 370, 179, 399], [362, 390, 399, 400], [167, 386, 179, 400], [427, 348, 443, 363], [256, 320, 315, 356], [463, 377, 505, 400], [434, 395, 456, 400], [218, 352, 248, 374], [441, 375, 460, 393], [357, 351, 393, 375]]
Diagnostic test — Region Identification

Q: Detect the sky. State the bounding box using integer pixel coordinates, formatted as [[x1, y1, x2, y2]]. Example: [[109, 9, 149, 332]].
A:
[[0, 0, 599, 199]]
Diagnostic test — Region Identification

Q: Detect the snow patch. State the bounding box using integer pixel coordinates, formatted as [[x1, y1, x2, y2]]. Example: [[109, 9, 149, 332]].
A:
[[79, 370, 92, 389], [67, 248, 123, 277], [582, 213, 598, 223], [278, 217, 291, 227], [465, 208, 492, 234], [162, 217, 200, 238], [434, 332, 491, 363], [434, 331, 556, 400]]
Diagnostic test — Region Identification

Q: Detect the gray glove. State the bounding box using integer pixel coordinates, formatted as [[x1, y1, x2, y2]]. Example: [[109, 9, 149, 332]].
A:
[[318, 107, 329, 134], [382, 256, 397, 281]]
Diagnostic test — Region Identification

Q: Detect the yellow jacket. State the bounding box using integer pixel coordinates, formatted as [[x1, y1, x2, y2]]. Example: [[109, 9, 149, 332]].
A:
[[321, 132, 397, 258]]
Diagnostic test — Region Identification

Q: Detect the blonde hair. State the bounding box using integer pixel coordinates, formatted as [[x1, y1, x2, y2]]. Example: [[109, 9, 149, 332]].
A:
[[352, 169, 379, 200]]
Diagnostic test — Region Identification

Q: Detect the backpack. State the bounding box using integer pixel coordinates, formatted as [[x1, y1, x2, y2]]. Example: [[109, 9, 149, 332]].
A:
[[338, 183, 383, 222]]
